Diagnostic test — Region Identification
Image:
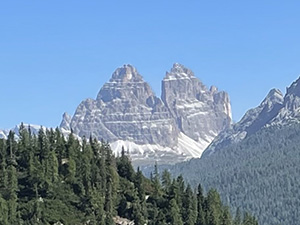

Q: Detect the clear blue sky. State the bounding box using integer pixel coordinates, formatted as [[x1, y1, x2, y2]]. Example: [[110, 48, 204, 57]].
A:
[[1, 1, 300, 129]]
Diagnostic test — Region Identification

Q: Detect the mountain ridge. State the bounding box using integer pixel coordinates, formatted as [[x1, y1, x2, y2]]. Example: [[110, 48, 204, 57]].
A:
[[203, 76, 300, 157], [61, 63, 232, 165]]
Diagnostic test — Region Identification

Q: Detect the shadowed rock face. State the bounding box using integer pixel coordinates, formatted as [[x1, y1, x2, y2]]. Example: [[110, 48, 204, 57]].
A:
[[62, 63, 232, 163], [204, 76, 300, 157]]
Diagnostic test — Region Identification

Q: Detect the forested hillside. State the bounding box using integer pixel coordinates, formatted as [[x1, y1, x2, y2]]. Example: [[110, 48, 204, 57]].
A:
[[170, 123, 300, 225], [0, 124, 257, 225]]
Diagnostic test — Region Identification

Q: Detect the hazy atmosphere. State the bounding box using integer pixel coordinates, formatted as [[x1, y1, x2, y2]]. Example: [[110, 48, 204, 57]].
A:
[[1, 1, 300, 128]]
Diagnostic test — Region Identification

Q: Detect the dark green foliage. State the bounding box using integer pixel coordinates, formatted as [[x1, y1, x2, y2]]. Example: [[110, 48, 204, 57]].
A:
[[0, 126, 257, 225], [170, 123, 300, 225]]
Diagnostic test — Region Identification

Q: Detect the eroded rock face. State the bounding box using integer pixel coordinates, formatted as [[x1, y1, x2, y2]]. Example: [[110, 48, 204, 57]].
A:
[[162, 63, 232, 144], [60, 112, 72, 131], [62, 64, 232, 164], [204, 76, 300, 157], [70, 64, 178, 147], [203, 88, 284, 156]]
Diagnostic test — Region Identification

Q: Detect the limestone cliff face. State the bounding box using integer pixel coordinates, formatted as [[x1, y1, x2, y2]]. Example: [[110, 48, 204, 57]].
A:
[[204, 76, 300, 157], [162, 63, 232, 145], [70, 64, 178, 147], [62, 64, 232, 164]]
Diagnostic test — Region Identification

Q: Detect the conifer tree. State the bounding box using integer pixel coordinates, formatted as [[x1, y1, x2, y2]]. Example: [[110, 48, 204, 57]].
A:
[[234, 207, 242, 225], [183, 184, 197, 225], [0, 194, 8, 225], [206, 189, 222, 225], [7, 163, 18, 224], [135, 167, 147, 220], [152, 162, 161, 199], [169, 198, 183, 225], [196, 184, 206, 225], [161, 169, 172, 193], [117, 146, 135, 182], [0, 139, 8, 192], [221, 206, 232, 225], [132, 189, 145, 225]]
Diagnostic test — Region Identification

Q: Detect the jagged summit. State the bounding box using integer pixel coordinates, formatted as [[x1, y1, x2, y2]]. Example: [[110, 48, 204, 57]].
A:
[[62, 63, 232, 165], [164, 63, 196, 81], [97, 65, 153, 103], [60, 112, 72, 131], [110, 64, 143, 83], [286, 76, 300, 96], [261, 88, 284, 107], [204, 76, 300, 157]]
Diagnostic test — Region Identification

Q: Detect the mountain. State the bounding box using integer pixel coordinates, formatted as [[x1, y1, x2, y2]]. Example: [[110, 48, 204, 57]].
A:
[[169, 123, 300, 225], [203, 76, 300, 156], [162, 63, 231, 148], [166, 76, 300, 225], [62, 64, 232, 165], [202, 88, 284, 156]]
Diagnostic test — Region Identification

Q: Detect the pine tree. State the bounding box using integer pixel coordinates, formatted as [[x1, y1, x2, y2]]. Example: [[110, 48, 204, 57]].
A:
[[161, 169, 172, 193], [206, 189, 222, 225], [221, 206, 232, 225], [234, 207, 242, 225], [117, 146, 135, 182], [169, 198, 183, 225], [0, 139, 8, 192], [135, 167, 147, 220], [196, 184, 205, 225], [0, 194, 8, 225], [183, 184, 197, 225], [6, 132, 18, 224], [132, 189, 145, 225], [152, 162, 161, 199], [7, 164, 18, 224]]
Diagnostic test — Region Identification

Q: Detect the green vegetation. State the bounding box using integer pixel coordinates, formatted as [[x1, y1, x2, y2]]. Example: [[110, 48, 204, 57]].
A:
[[0, 124, 257, 224], [170, 123, 300, 225]]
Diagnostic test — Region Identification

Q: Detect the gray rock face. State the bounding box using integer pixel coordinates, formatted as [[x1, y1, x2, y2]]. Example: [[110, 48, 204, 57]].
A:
[[271, 77, 300, 124], [60, 112, 72, 131], [63, 64, 232, 164], [162, 63, 232, 143], [204, 77, 300, 157], [70, 64, 178, 147]]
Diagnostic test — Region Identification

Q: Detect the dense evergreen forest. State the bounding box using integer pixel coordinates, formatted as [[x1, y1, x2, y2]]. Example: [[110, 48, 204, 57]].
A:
[[0, 124, 258, 225], [170, 123, 300, 225]]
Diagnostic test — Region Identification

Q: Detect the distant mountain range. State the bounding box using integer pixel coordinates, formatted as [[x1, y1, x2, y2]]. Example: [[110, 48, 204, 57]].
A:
[[165, 76, 300, 225], [60, 63, 232, 165], [203, 76, 300, 157], [1, 63, 232, 166], [2, 65, 300, 224]]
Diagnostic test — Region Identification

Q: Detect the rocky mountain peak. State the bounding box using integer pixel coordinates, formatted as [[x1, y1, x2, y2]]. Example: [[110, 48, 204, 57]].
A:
[[286, 76, 300, 97], [97, 65, 153, 103], [110, 64, 143, 83], [60, 112, 72, 131], [162, 63, 232, 145], [261, 88, 284, 107], [63, 64, 232, 165], [164, 63, 196, 80]]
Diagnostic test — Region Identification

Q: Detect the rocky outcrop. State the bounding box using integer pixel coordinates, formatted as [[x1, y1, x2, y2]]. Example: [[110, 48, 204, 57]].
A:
[[60, 112, 72, 131], [204, 76, 300, 157], [62, 64, 232, 164], [162, 63, 232, 145], [70, 64, 178, 148], [113, 216, 134, 225]]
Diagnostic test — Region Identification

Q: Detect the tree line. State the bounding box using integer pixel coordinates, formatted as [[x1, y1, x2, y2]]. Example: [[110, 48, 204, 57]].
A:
[[0, 124, 258, 224]]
